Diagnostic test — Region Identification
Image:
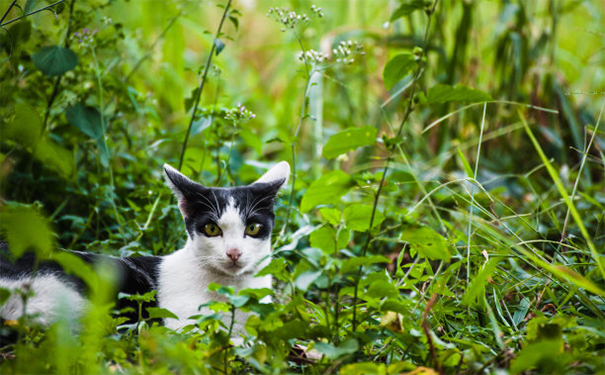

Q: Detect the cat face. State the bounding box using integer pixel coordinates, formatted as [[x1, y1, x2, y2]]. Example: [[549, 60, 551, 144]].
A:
[[163, 162, 290, 276]]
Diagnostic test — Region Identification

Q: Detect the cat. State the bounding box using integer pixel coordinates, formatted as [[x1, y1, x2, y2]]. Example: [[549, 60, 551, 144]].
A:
[[0, 161, 290, 335]]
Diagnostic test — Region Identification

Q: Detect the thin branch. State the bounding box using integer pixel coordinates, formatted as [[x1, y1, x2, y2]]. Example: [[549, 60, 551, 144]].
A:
[[0, 0, 17, 25], [1, 0, 65, 27], [178, 0, 232, 171], [352, 0, 439, 332]]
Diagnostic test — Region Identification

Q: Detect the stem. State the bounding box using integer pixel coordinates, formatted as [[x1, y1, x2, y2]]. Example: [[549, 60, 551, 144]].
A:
[[178, 0, 232, 171], [92, 46, 126, 243], [123, 11, 181, 83], [1, 0, 65, 27], [466, 103, 487, 285], [351, 0, 439, 332], [281, 75, 313, 238], [0, 0, 17, 25], [41, 0, 76, 132]]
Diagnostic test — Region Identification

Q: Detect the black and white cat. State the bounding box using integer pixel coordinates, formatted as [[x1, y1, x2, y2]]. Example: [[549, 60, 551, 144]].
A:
[[0, 161, 290, 333]]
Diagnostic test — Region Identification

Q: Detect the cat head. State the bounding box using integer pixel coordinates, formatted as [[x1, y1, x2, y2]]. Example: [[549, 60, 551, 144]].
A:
[[163, 162, 290, 276]]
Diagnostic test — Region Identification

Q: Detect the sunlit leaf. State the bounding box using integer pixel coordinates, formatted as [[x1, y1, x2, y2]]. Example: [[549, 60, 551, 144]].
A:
[[322, 126, 377, 159], [314, 339, 358, 360], [427, 84, 491, 104], [341, 255, 391, 274], [390, 0, 432, 22], [344, 204, 384, 232], [300, 170, 353, 213], [400, 227, 450, 261], [146, 307, 178, 320], [295, 270, 322, 291], [310, 226, 335, 254], [0, 206, 54, 259], [383, 53, 416, 90]]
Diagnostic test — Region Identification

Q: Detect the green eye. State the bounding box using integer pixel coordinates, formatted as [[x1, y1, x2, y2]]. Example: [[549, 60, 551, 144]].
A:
[[204, 223, 222, 237], [245, 223, 261, 236]]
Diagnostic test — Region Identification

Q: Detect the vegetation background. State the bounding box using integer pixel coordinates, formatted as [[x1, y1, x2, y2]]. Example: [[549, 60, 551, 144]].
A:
[[0, 0, 603, 373]]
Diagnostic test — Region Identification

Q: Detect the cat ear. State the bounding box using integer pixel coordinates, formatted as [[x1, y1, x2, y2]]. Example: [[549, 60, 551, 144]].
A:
[[253, 161, 290, 188], [163, 164, 202, 218]]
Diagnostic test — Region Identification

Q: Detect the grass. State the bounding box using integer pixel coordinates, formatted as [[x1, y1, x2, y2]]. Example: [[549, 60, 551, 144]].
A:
[[0, 0, 604, 374]]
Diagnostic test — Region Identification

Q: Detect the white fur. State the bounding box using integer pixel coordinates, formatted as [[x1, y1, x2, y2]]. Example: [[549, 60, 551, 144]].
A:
[[254, 161, 290, 185], [157, 162, 289, 333], [0, 275, 85, 325]]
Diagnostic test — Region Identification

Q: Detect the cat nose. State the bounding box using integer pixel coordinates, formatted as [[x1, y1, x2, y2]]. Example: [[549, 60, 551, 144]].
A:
[[226, 248, 241, 262]]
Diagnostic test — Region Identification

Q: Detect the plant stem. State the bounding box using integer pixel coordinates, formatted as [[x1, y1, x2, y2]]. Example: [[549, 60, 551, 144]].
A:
[[1, 0, 65, 27], [466, 102, 487, 285], [351, 0, 439, 332], [0, 0, 17, 25], [41, 0, 76, 132], [178, 0, 232, 171]]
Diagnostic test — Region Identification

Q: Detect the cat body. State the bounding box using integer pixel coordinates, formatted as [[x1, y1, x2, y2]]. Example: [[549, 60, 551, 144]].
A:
[[0, 161, 290, 333]]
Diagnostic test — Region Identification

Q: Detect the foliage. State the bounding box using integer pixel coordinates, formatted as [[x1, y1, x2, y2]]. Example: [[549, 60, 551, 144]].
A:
[[1, 0, 604, 374]]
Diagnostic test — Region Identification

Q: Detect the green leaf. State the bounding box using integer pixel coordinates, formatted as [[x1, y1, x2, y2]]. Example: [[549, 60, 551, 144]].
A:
[[310, 226, 336, 254], [146, 307, 178, 320], [32, 45, 78, 77], [344, 204, 384, 232], [319, 207, 341, 226], [322, 126, 377, 159], [314, 338, 358, 360], [295, 270, 322, 292], [340, 362, 386, 375], [367, 280, 399, 299], [382, 53, 416, 90], [390, 0, 432, 22], [300, 170, 353, 213], [24, 0, 38, 13], [0, 21, 32, 51], [256, 258, 287, 277], [0, 206, 54, 259], [427, 84, 491, 104], [510, 340, 568, 374], [400, 227, 450, 261], [457, 147, 474, 178], [214, 38, 225, 55], [65, 103, 104, 140], [341, 255, 391, 274], [228, 294, 250, 308], [462, 258, 499, 307]]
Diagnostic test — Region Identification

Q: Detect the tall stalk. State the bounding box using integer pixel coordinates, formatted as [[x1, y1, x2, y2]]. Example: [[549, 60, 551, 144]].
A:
[[351, 0, 439, 332], [178, 0, 232, 171]]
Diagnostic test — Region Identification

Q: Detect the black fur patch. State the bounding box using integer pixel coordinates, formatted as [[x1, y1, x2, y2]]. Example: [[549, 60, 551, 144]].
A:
[[0, 246, 162, 323]]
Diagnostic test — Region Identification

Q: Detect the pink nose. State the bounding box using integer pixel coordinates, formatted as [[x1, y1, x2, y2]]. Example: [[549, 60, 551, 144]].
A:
[[226, 248, 241, 262]]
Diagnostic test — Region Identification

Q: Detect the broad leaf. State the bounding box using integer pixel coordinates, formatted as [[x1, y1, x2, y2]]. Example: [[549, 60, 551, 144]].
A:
[[0, 206, 54, 259], [400, 227, 450, 261], [322, 126, 377, 159], [314, 339, 358, 360], [146, 307, 178, 320], [344, 204, 384, 232], [341, 255, 391, 274], [295, 270, 322, 292], [382, 53, 416, 90], [300, 170, 353, 213], [3, 104, 74, 177], [390, 0, 432, 22], [32, 45, 78, 77], [310, 226, 336, 254], [65, 103, 104, 140], [427, 84, 491, 104]]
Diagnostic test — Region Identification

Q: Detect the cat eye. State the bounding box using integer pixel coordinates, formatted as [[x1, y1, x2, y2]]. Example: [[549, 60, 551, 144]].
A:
[[203, 223, 222, 237], [244, 223, 262, 236]]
